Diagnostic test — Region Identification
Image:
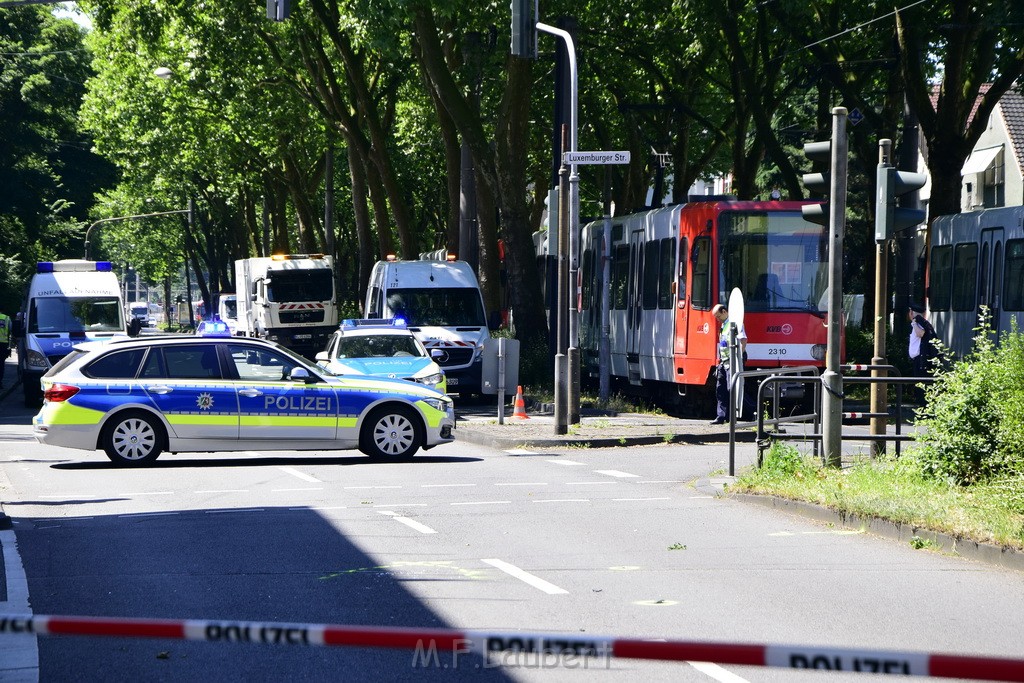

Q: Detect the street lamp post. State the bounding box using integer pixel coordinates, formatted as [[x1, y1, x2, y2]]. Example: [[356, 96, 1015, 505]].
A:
[[83, 209, 192, 259]]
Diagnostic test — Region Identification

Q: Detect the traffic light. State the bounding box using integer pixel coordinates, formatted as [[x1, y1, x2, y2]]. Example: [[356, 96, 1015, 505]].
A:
[[801, 141, 832, 226], [510, 0, 536, 58], [875, 166, 927, 241], [267, 0, 291, 21]]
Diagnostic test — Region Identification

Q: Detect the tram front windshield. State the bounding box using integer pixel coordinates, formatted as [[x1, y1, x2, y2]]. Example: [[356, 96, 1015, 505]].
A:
[[718, 211, 828, 313]]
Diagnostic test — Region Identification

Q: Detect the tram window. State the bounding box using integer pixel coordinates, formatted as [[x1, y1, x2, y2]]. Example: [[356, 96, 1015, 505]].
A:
[[1004, 239, 1024, 311], [642, 240, 660, 309], [692, 236, 712, 310], [952, 243, 978, 311], [612, 244, 629, 309], [677, 237, 688, 306], [581, 247, 594, 311], [929, 245, 952, 311], [658, 238, 675, 309]]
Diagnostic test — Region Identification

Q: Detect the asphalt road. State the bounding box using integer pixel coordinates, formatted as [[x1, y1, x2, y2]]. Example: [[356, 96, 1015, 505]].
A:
[[1, 373, 1024, 682]]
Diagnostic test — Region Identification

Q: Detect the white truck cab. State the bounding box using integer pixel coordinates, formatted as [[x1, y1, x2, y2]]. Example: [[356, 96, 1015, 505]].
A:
[[365, 258, 491, 396], [15, 260, 128, 406]]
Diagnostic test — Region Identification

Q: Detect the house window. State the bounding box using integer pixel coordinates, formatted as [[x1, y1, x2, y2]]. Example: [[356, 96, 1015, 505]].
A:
[[983, 155, 1005, 208]]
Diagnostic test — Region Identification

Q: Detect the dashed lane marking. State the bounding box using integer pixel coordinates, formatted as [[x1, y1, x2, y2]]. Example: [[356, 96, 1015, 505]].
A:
[[450, 501, 511, 506], [612, 497, 671, 502], [344, 485, 402, 490], [688, 661, 751, 682], [420, 483, 476, 488], [505, 449, 537, 455], [195, 489, 248, 494], [546, 459, 584, 466], [482, 558, 568, 595], [494, 482, 549, 487], [594, 470, 641, 478], [378, 511, 437, 534], [271, 487, 323, 492], [277, 466, 321, 483], [531, 499, 589, 504], [565, 481, 616, 486]]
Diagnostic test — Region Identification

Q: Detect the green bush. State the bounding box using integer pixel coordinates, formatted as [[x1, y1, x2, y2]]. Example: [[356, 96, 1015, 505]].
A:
[[914, 312, 1024, 484]]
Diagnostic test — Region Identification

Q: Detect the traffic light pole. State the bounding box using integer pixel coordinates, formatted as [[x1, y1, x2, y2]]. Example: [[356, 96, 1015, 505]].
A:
[[870, 140, 892, 456], [821, 107, 848, 468]]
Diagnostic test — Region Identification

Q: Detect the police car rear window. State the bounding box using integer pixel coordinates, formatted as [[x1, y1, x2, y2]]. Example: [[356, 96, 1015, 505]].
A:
[[83, 349, 146, 379], [44, 349, 90, 377]]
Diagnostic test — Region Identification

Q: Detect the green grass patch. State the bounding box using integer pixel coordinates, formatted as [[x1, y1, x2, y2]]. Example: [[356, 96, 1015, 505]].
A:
[[733, 442, 1024, 550]]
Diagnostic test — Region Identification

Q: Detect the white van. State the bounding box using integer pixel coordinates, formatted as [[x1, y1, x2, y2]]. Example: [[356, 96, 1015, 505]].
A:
[[14, 260, 128, 406], [364, 259, 492, 396]]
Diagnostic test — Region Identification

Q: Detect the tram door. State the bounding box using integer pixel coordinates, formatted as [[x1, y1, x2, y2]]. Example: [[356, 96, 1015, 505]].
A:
[[979, 227, 1004, 335], [626, 229, 645, 382]]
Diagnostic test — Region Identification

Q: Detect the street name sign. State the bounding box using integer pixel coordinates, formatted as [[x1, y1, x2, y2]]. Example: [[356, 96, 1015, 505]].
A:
[[563, 151, 631, 165]]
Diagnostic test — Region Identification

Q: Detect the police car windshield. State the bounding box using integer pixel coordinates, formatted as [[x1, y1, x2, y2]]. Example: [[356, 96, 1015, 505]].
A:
[[30, 297, 123, 333], [386, 288, 486, 327], [337, 334, 422, 359]]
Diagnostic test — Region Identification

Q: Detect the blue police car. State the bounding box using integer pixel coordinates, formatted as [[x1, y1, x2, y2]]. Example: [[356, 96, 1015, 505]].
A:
[[32, 333, 455, 466], [316, 319, 446, 393]]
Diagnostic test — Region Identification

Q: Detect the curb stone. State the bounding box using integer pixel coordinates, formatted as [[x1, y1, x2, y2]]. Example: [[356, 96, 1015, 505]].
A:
[[729, 492, 1024, 573]]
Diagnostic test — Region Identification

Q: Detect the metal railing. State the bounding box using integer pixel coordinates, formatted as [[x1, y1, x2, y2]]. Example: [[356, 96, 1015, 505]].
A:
[[736, 364, 934, 470]]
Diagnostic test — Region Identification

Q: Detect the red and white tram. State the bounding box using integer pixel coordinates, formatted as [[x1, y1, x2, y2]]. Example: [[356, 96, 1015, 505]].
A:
[[546, 197, 840, 410]]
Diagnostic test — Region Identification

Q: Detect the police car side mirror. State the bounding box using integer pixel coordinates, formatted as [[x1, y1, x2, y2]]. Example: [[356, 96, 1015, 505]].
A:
[[314, 351, 329, 362], [430, 349, 444, 359], [289, 367, 316, 383]]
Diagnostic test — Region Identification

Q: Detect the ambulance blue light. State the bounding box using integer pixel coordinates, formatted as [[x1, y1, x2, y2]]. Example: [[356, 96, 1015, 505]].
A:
[[37, 262, 54, 273], [95, 261, 113, 272]]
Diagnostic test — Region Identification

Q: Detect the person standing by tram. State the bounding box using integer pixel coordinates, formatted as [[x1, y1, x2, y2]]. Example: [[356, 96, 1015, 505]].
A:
[[711, 304, 754, 424], [908, 303, 938, 404]]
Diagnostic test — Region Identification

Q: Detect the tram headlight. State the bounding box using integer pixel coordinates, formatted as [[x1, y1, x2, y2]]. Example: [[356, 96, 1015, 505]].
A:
[[810, 344, 827, 361]]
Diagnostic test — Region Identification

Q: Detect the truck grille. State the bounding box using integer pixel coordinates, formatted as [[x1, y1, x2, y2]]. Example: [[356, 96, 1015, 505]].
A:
[[280, 310, 325, 324]]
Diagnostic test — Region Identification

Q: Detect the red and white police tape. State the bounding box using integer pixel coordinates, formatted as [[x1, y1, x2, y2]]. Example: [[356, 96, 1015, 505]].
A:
[[2, 614, 1024, 680]]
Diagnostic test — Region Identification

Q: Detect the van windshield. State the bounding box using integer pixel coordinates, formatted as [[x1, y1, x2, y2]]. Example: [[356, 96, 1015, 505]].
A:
[[386, 288, 486, 327], [266, 269, 333, 302], [30, 297, 124, 333]]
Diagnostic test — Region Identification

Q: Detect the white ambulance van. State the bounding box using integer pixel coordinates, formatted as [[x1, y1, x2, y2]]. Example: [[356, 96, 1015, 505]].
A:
[[364, 258, 492, 396], [15, 260, 127, 406]]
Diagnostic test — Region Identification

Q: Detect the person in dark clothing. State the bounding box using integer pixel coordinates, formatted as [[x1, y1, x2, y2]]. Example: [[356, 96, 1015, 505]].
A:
[[710, 304, 754, 424], [908, 303, 938, 404]]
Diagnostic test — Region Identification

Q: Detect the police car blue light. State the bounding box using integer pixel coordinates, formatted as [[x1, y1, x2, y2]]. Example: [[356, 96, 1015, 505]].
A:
[[196, 316, 232, 337], [32, 335, 455, 466]]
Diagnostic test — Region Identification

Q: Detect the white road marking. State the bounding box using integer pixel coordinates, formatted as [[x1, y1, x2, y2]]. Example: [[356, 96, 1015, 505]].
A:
[[271, 487, 323, 492], [532, 499, 589, 504], [195, 489, 248, 494], [506, 449, 537, 455], [205, 509, 265, 514], [0, 528, 38, 679], [688, 661, 750, 682], [638, 480, 685, 484], [494, 482, 549, 486], [120, 491, 175, 496], [594, 470, 640, 478], [482, 558, 568, 595], [277, 466, 321, 483], [392, 516, 438, 534], [344, 485, 402, 490], [612, 497, 672, 502], [547, 459, 584, 466], [566, 481, 617, 486], [292, 506, 347, 511], [421, 483, 476, 488], [372, 503, 428, 508], [451, 500, 510, 506], [118, 512, 179, 518]]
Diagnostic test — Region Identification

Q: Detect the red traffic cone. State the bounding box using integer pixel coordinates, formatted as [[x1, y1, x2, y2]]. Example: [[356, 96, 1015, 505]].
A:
[[512, 385, 529, 419]]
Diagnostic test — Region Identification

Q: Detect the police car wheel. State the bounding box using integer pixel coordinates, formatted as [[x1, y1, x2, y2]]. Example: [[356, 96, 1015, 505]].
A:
[[101, 411, 164, 466], [360, 405, 421, 461]]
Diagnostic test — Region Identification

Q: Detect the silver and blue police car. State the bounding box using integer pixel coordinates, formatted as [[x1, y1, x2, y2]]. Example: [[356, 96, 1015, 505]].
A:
[[32, 332, 456, 466], [316, 319, 446, 393]]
